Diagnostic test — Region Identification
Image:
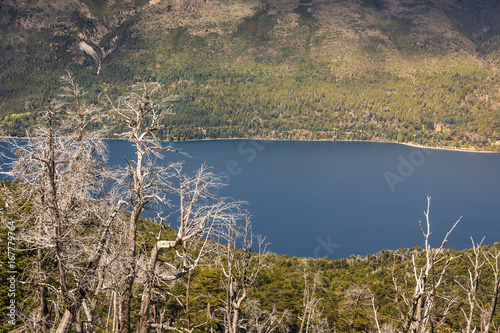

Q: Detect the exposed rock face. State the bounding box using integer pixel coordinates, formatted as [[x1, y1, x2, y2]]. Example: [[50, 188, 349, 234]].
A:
[[79, 41, 100, 73]]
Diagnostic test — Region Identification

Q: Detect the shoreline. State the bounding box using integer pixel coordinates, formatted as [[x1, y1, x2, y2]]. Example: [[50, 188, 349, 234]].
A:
[[1, 135, 499, 153], [395, 141, 500, 153], [161, 137, 500, 153]]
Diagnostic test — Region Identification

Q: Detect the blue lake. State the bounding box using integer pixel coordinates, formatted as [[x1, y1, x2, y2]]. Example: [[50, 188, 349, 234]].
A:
[[104, 140, 500, 259]]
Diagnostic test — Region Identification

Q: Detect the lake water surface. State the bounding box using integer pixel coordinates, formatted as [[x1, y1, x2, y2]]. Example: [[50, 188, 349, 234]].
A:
[[105, 140, 500, 259]]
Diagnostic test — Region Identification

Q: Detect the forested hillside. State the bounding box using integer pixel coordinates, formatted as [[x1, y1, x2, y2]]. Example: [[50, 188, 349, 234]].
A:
[[1, 75, 499, 332], [1, 0, 500, 149], [2, 183, 500, 332]]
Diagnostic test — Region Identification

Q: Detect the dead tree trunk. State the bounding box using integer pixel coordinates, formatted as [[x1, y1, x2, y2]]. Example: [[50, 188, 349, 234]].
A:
[[137, 164, 238, 333], [109, 81, 179, 333], [217, 215, 268, 333], [394, 197, 460, 333], [482, 249, 500, 332]]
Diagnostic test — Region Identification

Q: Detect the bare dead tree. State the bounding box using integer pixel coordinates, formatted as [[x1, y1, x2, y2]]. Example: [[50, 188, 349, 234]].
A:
[[1, 73, 124, 333], [58, 70, 104, 141], [368, 289, 382, 333], [136, 163, 244, 333], [244, 299, 290, 333], [393, 196, 461, 333], [298, 259, 330, 333], [215, 214, 269, 333], [481, 247, 500, 332], [455, 237, 485, 333], [107, 80, 179, 333], [109, 80, 243, 333]]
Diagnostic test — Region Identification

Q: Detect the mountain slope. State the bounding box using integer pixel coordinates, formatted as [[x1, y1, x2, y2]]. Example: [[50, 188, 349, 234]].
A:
[[1, 0, 500, 149]]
